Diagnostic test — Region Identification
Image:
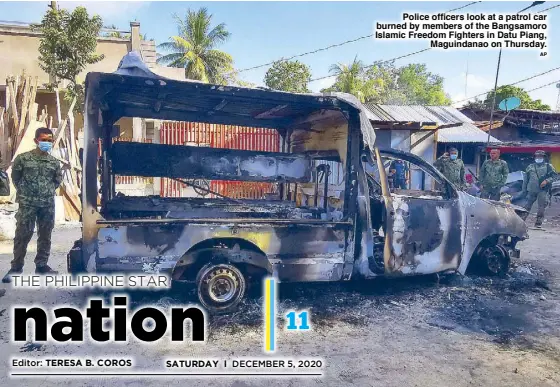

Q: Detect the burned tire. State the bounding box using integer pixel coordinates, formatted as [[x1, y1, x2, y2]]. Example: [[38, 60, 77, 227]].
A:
[[478, 245, 510, 276], [196, 263, 246, 314]]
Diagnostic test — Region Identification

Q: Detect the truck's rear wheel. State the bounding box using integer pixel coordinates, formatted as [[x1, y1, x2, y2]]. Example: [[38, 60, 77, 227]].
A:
[[196, 263, 246, 314]]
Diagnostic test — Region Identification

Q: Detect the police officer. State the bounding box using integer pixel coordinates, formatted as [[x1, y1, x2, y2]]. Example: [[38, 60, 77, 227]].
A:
[[520, 150, 559, 228], [434, 147, 466, 189], [2, 128, 62, 283], [479, 148, 509, 201], [388, 159, 409, 189]]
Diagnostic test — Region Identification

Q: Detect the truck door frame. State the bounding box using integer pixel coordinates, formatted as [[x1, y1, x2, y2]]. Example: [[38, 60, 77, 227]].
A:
[[372, 148, 465, 276]]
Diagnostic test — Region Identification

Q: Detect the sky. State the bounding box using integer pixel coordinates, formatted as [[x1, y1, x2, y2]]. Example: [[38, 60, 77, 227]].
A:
[[1, 0, 559, 109]]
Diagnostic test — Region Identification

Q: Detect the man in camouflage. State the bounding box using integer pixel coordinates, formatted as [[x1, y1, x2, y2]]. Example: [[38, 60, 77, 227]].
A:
[[479, 148, 509, 201], [2, 128, 62, 283], [434, 147, 466, 189], [520, 150, 559, 228]]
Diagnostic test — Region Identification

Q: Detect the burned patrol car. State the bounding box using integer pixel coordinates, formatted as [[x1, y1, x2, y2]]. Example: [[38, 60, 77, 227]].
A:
[[68, 53, 529, 313]]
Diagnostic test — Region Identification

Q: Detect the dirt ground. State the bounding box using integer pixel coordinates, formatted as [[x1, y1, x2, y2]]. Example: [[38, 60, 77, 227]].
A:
[[1, 201, 560, 387]]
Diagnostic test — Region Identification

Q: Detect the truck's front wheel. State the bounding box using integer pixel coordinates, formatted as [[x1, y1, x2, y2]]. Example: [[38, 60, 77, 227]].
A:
[[196, 263, 246, 314]]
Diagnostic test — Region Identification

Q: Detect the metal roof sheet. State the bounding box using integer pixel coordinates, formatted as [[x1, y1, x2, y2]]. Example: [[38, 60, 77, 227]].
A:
[[438, 124, 500, 143], [363, 103, 500, 143]]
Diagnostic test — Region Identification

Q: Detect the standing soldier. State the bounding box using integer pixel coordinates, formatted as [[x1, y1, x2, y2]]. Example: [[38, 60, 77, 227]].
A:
[[434, 147, 466, 189], [2, 128, 62, 283], [520, 150, 559, 228], [479, 148, 509, 200]]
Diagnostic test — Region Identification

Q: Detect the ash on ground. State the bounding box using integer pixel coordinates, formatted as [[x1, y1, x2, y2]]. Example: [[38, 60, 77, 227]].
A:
[[129, 261, 556, 349]]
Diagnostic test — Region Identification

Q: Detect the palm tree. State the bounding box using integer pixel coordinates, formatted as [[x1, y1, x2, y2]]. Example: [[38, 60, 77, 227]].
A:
[[327, 56, 371, 102], [157, 8, 234, 84]]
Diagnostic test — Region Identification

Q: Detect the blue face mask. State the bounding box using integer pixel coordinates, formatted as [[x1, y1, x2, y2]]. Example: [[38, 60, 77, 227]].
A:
[[450, 154, 457, 160], [38, 141, 53, 153], [535, 158, 544, 164]]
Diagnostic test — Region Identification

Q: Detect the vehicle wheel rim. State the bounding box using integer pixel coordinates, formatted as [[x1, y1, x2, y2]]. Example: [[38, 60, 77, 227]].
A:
[[204, 268, 239, 303], [485, 247, 506, 274], [193, 179, 210, 197]]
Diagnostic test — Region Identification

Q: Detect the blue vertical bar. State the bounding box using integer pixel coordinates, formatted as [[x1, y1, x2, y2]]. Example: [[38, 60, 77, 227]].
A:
[[269, 278, 275, 351]]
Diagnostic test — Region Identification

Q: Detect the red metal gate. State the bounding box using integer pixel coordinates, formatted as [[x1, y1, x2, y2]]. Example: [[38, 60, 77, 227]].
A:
[[159, 122, 280, 198]]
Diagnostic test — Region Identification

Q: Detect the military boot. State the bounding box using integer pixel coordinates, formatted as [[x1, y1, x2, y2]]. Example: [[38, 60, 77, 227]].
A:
[[35, 265, 58, 275], [535, 216, 544, 228], [2, 268, 23, 284]]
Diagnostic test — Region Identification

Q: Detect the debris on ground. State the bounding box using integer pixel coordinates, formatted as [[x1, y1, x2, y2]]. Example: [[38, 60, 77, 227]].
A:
[[19, 342, 45, 352]]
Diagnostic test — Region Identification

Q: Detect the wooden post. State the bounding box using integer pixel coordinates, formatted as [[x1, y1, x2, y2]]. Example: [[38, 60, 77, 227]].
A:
[[26, 77, 38, 126], [52, 97, 76, 148], [18, 76, 31, 135], [0, 108, 5, 167], [7, 80, 19, 134], [55, 88, 62, 127], [68, 108, 76, 166]]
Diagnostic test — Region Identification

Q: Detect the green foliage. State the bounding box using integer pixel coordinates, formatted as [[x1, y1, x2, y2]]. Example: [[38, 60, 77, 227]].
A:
[[264, 60, 311, 93], [484, 85, 551, 111], [321, 58, 451, 105], [394, 64, 451, 105], [34, 6, 104, 106], [157, 7, 235, 85], [102, 24, 130, 39], [322, 56, 369, 102]]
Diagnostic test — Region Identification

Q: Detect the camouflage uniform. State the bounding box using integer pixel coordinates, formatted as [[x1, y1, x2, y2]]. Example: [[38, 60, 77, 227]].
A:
[[10, 149, 62, 270], [479, 159, 509, 200], [434, 156, 466, 189], [520, 162, 559, 225]]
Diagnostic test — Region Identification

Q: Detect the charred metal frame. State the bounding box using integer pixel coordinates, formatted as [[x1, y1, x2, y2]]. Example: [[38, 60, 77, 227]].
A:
[[78, 71, 368, 281], [75, 68, 529, 284]]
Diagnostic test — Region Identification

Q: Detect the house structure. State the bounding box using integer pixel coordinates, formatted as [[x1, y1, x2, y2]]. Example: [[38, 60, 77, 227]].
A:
[[363, 104, 500, 187], [0, 20, 185, 142], [461, 107, 560, 171]]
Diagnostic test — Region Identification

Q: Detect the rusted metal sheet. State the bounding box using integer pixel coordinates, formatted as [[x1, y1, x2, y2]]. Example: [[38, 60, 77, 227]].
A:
[[110, 141, 312, 183]]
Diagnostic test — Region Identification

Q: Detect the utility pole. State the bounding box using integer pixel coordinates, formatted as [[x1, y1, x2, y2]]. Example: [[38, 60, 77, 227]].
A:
[[485, 1, 546, 152], [49, 1, 57, 11], [556, 83, 560, 111], [464, 53, 469, 98]]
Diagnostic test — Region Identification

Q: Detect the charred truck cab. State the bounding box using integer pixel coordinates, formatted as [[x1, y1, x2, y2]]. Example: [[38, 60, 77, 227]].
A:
[[68, 54, 528, 313]]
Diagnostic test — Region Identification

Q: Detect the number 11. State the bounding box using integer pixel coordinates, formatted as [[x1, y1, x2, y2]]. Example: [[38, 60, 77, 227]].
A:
[[286, 311, 310, 330]]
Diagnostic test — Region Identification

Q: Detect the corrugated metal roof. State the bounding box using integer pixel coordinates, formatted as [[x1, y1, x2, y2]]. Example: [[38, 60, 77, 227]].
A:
[[363, 103, 500, 143], [437, 124, 499, 143]]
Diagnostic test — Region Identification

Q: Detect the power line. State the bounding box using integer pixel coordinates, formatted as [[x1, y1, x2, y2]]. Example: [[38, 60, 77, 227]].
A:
[[306, 1, 559, 85], [233, 1, 481, 75], [444, 1, 483, 13], [536, 4, 560, 13], [233, 34, 376, 74], [454, 66, 560, 104], [309, 48, 432, 83], [526, 79, 560, 93]]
